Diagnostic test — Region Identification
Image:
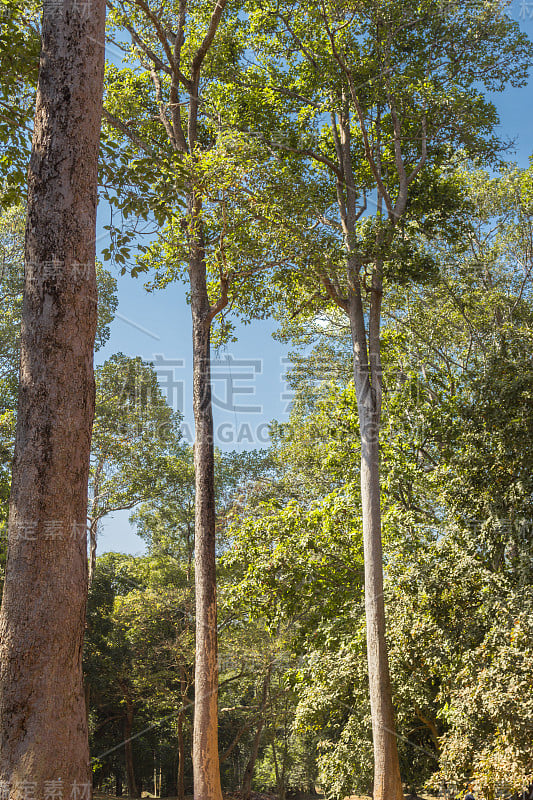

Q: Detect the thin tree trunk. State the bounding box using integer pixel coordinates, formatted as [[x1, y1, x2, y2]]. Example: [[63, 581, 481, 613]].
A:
[[177, 708, 186, 800], [190, 198, 223, 800], [241, 719, 264, 799], [125, 700, 139, 798], [241, 665, 272, 800], [84, 680, 91, 731], [186, 519, 193, 584], [0, 0, 106, 791], [177, 664, 187, 800], [88, 518, 98, 587], [414, 705, 440, 754], [359, 417, 403, 800], [271, 741, 281, 800], [88, 454, 105, 587], [347, 288, 404, 800], [274, 740, 286, 800], [334, 105, 403, 797]]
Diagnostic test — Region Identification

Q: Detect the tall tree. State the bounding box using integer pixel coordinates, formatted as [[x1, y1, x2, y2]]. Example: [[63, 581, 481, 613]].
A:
[[0, 0, 106, 789], [230, 3, 533, 795], [100, 3, 285, 795], [101, 4, 234, 793]]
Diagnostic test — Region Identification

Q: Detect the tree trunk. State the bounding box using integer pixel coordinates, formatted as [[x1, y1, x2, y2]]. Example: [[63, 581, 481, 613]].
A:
[[177, 646, 189, 800], [125, 700, 139, 798], [241, 713, 265, 799], [88, 454, 105, 587], [189, 205, 223, 800], [84, 680, 91, 732], [88, 518, 98, 587], [347, 292, 404, 800], [359, 414, 403, 800], [331, 102, 403, 800], [0, 0, 106, 792], [177, 709, 186, 800], [271, 740, 285, 800], [241, 665, 272, 800]]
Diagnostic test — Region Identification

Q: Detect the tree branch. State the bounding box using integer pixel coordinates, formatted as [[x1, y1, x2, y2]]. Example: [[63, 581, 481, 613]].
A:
[[149, 65, 179, 150], [191, 0, 228, 78], [102, 108, 158, 158], [320, 272, 348, 313]]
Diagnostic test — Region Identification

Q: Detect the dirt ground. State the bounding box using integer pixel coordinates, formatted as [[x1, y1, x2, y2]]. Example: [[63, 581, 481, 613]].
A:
[[95, 792, 437, 800], [94, 792, 436, 800]]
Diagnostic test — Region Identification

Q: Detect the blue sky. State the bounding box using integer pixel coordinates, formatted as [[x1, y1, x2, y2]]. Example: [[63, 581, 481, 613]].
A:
[[96, 0, 533, 555]]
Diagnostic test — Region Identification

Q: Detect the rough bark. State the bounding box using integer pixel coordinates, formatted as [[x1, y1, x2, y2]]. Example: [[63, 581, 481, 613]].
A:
[[190, 203, 223, 800], [0, 0, 106, 792]]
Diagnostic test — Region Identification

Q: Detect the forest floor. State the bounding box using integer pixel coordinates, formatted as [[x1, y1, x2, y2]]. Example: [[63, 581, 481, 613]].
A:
[[95, 792, 437, 800]]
